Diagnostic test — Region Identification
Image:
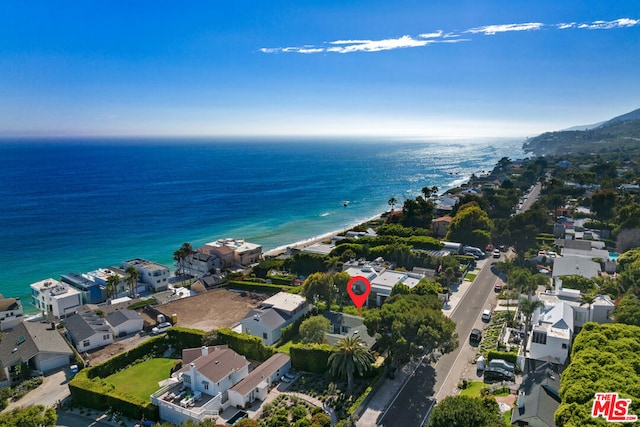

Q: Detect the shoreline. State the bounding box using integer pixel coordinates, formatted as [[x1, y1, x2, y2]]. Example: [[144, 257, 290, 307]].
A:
[[263, 212, 385, 257]]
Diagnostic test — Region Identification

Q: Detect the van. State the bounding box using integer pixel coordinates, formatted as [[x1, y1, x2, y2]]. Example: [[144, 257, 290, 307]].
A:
[[463, 246, 485, 259], [482, 309, 492, 322]]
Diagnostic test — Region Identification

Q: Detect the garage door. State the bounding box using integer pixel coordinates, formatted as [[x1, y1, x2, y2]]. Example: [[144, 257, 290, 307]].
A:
[[36, 353, 70, 373]]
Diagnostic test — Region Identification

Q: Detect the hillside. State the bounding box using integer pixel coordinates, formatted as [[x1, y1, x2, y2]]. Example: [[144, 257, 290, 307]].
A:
[[523, 108, 640, 156]]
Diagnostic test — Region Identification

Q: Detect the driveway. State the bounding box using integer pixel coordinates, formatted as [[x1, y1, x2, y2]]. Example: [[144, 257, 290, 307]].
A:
[[2, 368, 71, 413]]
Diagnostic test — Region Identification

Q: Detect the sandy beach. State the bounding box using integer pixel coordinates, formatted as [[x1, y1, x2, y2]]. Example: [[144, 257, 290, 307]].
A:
[[264, 212, 384, 257]]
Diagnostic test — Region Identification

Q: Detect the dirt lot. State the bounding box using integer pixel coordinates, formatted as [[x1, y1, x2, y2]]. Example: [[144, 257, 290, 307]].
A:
[[86, 289, 269, 365], [156, 288, 268, 331]]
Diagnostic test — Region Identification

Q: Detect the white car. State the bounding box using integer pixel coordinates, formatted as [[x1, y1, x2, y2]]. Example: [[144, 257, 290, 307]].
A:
[[152, 322, 172, 335], [482, 309, 492, 322]]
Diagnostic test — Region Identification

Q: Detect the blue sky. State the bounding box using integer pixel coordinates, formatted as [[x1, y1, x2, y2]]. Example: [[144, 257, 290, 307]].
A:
[[1, 1, 639, 138]]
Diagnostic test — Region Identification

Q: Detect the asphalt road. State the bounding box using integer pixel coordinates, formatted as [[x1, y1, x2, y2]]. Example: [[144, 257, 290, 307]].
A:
[[378, 258, 500, 427]]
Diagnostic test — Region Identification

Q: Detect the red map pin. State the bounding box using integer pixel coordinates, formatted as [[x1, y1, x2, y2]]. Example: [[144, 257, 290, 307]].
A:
[[347, 276, 371, 310]]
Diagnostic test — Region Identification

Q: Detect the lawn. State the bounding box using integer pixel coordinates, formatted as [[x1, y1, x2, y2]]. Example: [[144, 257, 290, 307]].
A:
[[105, 358, 175, 401], [459, 381, 486, 397]]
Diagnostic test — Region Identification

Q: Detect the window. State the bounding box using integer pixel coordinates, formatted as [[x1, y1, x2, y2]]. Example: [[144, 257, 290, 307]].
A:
[[203, 381, 209, 390], [532, 331, 547, 345], [561, 343, 568, 349], [103, 334, 110, 340], [83, 340, 90, 347], [263, 332, 268, 339], [183, 375, 191, 384]]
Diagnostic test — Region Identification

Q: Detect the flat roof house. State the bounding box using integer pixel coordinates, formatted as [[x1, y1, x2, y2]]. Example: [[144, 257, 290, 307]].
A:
[[60, 272, 107, 305], [121, 258, 170, 292], [30, 278, 82, 320], [65, 312, 113, 353]]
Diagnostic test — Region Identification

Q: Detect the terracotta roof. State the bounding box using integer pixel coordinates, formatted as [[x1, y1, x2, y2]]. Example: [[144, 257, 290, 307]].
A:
[[0, 297, 20, 312]]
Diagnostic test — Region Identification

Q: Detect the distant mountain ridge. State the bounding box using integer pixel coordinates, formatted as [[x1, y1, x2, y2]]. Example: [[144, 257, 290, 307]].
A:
[[523, 107, 640, 155]]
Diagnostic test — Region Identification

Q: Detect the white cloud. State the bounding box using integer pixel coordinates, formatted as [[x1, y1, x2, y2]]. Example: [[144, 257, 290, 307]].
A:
[[419, 30, 443, 39], [326, 36, 431, 53], [259, 17, 639, 54], [578, 18, 640, 30], [465, 22, 544, 35]]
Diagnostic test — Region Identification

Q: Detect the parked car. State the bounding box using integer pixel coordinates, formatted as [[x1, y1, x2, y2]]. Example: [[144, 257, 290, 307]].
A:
[[484, 366, 515, 382], [152, 321, 172, 335], [493, 249, 501, 258], [482, 309, 492, 322], [470, 328, 482, 343]]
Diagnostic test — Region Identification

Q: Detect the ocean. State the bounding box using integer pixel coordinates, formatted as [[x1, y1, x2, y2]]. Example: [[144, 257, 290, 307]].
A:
[[0, 137, 525, 308]]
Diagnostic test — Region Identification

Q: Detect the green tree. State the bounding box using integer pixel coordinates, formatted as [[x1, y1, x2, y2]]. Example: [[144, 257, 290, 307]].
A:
[[235, 419, 260, 427], [332, 271, 351, 309], [310, 412, 331, 427], [0, 405, 57, 427], [173, 242, 193, 276], [428, 395, 501, 427], [613, 295, 640, 326], [590, 189, 618, 220], [299, 315, 331, 344], [328, 335, 375, 393], [422, 185, 438, 199], [445, 203, 493, 247], [106, 274, 121, 299], [364, 293, 457, 365], [578, 292, 597, 323], [388, 197, 397, 211], [125, 265, 140, 298], [301, 272, 334, 308], [519, 298, 545, 354]]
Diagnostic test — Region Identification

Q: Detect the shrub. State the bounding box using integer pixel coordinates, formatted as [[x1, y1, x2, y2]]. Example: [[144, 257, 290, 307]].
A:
[[487, 350, 518, 365], [166, 326, 206, 350], [290, 343, 336, 373]]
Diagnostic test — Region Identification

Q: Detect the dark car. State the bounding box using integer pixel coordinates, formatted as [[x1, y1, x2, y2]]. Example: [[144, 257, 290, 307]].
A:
[[484, 366, 515, 382], [470, 328, 482, 343]]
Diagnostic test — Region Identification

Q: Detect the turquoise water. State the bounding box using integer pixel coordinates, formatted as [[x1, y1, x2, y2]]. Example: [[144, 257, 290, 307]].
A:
[[0, 137, 525, 306]]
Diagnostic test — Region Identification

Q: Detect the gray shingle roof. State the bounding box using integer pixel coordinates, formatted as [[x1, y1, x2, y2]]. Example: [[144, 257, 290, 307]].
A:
[[511, 360, 563, 426], [178, 346, 249, 383], [23, 321, 73, 356], [243, 308, 289, 330], [230, 353, 290, 396], [64, 312, 111, 343], [105, 309, 142, 327], [0, 322, 38, 369]]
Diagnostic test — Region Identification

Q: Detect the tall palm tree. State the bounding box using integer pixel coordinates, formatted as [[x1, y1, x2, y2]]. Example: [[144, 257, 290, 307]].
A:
[[106, 274, 121, 299], [421, 185, 438, 200], [328, 335, 375, 393], [173, 242, 194, 276], [519, 297, 545, 355], [579, 292, 597, 323], [125, 265, 140, 297], [388, 197, 397, 212]]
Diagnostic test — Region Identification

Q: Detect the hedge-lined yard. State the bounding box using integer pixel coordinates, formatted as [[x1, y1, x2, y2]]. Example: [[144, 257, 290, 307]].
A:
[[105, 358, 175, 401]]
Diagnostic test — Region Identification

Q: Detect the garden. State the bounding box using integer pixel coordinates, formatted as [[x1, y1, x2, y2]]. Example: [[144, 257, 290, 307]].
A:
[[104, 357, 176, 401], [478, 310, 513, 357], [259, 394, 330, 427]]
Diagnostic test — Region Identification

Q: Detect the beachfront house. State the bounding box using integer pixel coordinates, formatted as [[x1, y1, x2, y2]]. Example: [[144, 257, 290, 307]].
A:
[[64, 311, 113, 352], [30, 278, 82, 320], [152, 346, 290, 425], [83, 268, 128, 298], [203, 238, 263, 268], [121, 258, 170, 292], [0, 295, 23, 331], [60, 272, 107, 305], [0, 321, 74, 387], [105, 309, 144, 338], [184, 251, 217, 278], [240, 292, 308, 345]]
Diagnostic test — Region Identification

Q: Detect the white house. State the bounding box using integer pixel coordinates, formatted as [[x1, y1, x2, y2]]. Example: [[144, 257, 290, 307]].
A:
[[30, 278, 82, 319], [228, 352, 291, 408], [64, 312, 113, 352], [0, 295, 23, 331], [528, 302, 573, 365], [151, 346, 290, 425], [240, 292, 308, 345], [105, 309, 144, 337], [344, 263, 423, 306], [184, 252, 217, 278], [121, 258, 170, 292]]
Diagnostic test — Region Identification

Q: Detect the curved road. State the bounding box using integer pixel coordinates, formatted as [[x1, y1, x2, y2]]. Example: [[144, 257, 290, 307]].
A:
[[378, 258, 501, 426]]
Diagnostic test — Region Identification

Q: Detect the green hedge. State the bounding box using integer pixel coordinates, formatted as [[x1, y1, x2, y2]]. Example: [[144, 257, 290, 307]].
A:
[[289, 343, 336, 373], [69, 370, 159, 421], [486, 350, 518, 364], [167, 326, 206, 350], [216, 328, 276, 362], [226, 280, 296, 293], [127, 298, 158, 310]]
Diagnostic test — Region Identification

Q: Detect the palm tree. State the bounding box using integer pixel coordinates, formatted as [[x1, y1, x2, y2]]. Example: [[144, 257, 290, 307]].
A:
[[173, 242, 194, 276], [421, 185, 438, 200], [125, 265, 140, 297], [328, 335, 375, 393], [106, 274, 121, 299], [388, 197, 397, 212], [579, 292, 597, 323], [519, 298, 545, 355]]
